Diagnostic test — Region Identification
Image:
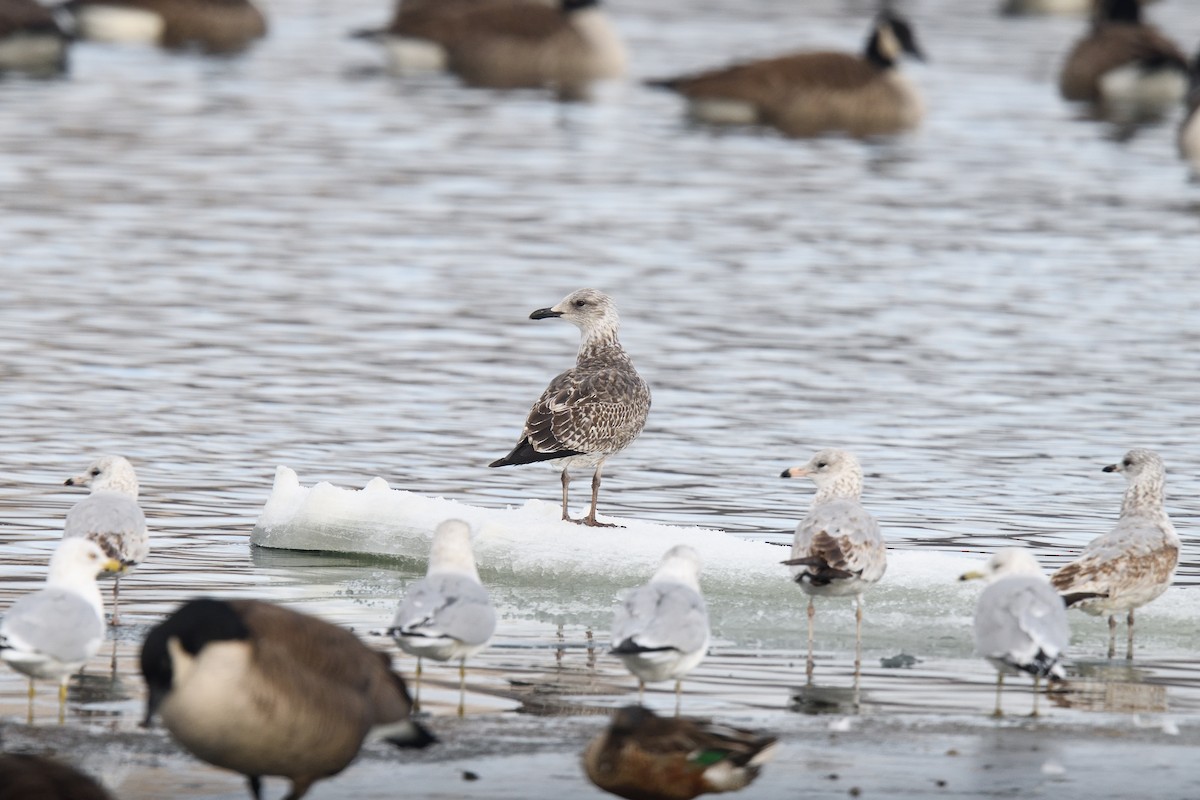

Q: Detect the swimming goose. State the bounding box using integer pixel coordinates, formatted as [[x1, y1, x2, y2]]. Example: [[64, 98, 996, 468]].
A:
[[780, 449, 887, 681], [0, 0, 70, 75], [960, 549, 1070, 717], [490, 288, 650, 528], [141, 598, 435, 800], [389, 519, 496, 716], [64, 455, 148, 626], [1050, 449, 1179, 660], [583, 705, 777, 800], [1058, 0, 1186, 117], [649, 10, 924, 138], [0, 539, 121, 721], [70, 0, 267, 54]]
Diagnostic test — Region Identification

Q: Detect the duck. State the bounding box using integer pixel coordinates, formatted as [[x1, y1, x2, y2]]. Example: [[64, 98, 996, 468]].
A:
[[0, 0, 70, 75], [583, 705, 777, 800], [141, 598, 436, 800], [648, 10, 924, 138], [70, 0, 267, 54], [0, 753, 116, 800], [1058, 0, 1187, 119]]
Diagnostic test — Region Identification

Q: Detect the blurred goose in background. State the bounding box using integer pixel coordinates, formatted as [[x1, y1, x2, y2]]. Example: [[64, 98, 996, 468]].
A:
[[0, 753, 116, 800], [64, 455, 148, 626], [1050, 449, 1179, 660], [1180, 48, 1200, 171], [780, 449, 887, 682], [70, 0, 266, 54], [0, 0, 70, 75], [1058, 0, 1186, 119], [141, 598, 436, 800], [389, 519, 496, 716], [960, 549, 1069, 717], [1002, 0, 1158, 15], [583, 705, 778, 800], [0, 539, 121, 722], [648, 10, 924, 139]]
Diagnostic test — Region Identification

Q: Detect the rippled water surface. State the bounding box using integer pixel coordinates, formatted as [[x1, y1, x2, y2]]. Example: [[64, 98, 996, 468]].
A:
[[2, 0, 1200, 795]]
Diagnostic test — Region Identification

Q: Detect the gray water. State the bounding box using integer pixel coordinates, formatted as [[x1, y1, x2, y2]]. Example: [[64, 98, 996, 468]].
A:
[[2, 0, 1200, 796]]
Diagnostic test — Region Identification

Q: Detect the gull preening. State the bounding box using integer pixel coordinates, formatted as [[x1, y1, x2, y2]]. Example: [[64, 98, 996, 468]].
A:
[[583, 705, 777, 800], [490, 288, 651, 528], [610, 545, 709, 711], [960, 549, 1070, 717], [1051, 449, 1179, 660], [64, 455, 148, 626], [0, 538, 120, 721], [780, 449, 886, 680], [389, 519, 496, 716], [141, 598, 436, 800]]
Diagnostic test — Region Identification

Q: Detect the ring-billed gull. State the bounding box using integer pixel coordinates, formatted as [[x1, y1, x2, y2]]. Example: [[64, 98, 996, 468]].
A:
[[960, 549, 1069, 717], [583, 705, 777, 800], [388, 519, 496, 716], [64, 455, 148, 626], [141, 598, 436, 800], [0, 753, 115, 800], [611, 545, 709, 711], [1, 538, 120, 721], [779, 449, 887, 680], [490, 289, 651, 528], [1050, 449, 1179, 660]]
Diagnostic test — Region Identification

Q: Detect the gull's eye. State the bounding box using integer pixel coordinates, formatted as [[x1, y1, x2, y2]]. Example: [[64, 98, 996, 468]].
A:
[[573, 299, 587, 308], [1123, 458, 1133, 467], [816, 461, 827, 469], [90, 469, 101, 476]]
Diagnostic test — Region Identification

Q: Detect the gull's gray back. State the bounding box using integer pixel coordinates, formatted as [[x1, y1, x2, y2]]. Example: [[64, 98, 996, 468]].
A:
[[392, 574, 495, 647], [1, 588, 104, 663], [612, 581, 709, 653], [975, 575, 1069, 665], [64, 492, 148, 563]]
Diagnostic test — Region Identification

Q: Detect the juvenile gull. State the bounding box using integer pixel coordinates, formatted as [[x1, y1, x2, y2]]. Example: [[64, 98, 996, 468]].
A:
[[780, 449, 887, 681], [1051, 449, 1179, 660], [490, 288, 651, 527], [610, 545, 709, 712], [960, 549, 1069, 717], [388, 519, 496, 716], [141, 598, 436, 800], [0, 538, 121, 721], [583, 705, 777, 800], [64, 455, 148, 626]]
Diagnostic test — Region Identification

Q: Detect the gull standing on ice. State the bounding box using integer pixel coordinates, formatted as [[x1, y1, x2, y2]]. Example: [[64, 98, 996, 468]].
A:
[[141, 598, 436, 800], [64, 455, 148, 626], [389, 519, 496, 716], [611, 545, 710, 712], [490, 288, 651, 527], [0, 538, 121, 721], [1050, 449, 1179, 660], [960, 549, 1070, 717], [780, 449, 886, 681]]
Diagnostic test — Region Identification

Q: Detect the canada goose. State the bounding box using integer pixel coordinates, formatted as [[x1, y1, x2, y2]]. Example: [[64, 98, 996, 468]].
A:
[[490, 289, 650, 527], [70, 0, 267, 54], [610, 545, 709, 712], [371, 0, 626, 93], [648, 10, 925, 139], [141, 598, 436, 800], [64, 455, 148, 626], [960, 549, 1069, 717], [1058, 0, 1187, 117], [389, 519, 496, 716], [1049, 450, 1179, 661], [0, 539, 121, 721], [0, 0, 70, 75], [780, 449, 887, 682], [1180, 49, 1200, 170], [0, 754, 116, 800], [583, 705, 778, 800]]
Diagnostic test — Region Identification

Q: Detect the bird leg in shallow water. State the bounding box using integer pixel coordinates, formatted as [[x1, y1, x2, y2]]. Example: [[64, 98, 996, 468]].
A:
[[458, 659, 466, 718], [580, 463, 619, 528], [1107, 615, 1117, 660], [854, 594, 864, 679], [674, 680, 682, 717], [805, 597, 816, 683], [412, 657, 423, 714], [1030, 674, 1041, 718], [637, 679, 645, 704], [1126, 609, 1135, 661], [992, 672, 1005, 717], [57, 677, 68, 725], [111, 576, 122, 626], [26, 678, 34, 725]]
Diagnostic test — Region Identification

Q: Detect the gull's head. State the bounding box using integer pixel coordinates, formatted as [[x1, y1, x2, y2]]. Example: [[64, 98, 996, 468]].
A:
[[530, 288, 620, 335], [427, 519, 481, 578], [652, 544, 703, 588], [49, 538, 124, 584], [65, 455, 139, 496], [1103, 449, 1165, 484], [781, 449, 863, 494], [959, 548, 1044, 583]]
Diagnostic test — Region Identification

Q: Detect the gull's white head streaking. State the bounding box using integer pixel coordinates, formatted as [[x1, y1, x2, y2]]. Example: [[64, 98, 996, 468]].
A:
[[65, 455, 139, 497], [531, 288, 622, 354], [781, 448, 864, 501]]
